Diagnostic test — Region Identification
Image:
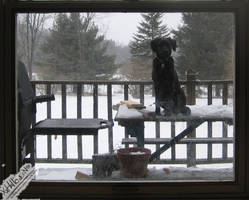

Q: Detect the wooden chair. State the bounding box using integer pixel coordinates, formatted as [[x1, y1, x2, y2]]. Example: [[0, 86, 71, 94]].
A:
[[17, 61, 111, 166]]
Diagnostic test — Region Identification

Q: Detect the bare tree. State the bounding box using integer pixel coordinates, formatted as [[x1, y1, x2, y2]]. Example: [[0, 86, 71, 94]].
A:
[[18, 13, 48, 79]]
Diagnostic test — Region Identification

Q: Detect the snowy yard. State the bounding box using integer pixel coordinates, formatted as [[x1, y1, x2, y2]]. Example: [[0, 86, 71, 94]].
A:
[[34, 90, 234, 181]]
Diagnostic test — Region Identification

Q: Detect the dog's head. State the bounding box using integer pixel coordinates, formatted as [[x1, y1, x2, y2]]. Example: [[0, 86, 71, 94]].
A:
[[151, 37, 177, 59]]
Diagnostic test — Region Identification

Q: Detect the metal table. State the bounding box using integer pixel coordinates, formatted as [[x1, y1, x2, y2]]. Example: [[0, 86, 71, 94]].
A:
[[114, 104, 233, 162]]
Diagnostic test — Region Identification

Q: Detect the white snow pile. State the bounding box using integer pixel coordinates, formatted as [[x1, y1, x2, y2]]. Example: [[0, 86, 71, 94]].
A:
[[36, 165, 233, 181], [36, 167, 92, 180], [111, 166, 233, 181], [115, 104, 144, 119], [115, 104, 233, 121], [144, 104, 233, 119], [188, 104, 233, 119], [129, 151, 146, 155]]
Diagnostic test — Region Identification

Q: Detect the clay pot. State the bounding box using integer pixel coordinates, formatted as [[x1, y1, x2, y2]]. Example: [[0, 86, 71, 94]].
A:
[[117, 147, 151, 178]]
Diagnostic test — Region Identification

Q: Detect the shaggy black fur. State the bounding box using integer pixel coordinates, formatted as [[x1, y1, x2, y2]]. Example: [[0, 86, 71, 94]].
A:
[[151, 37, 191, 116]]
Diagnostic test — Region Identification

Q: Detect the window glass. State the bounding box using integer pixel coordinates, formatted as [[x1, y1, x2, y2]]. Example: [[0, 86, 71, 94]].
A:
[[16, 12, 235, 182]]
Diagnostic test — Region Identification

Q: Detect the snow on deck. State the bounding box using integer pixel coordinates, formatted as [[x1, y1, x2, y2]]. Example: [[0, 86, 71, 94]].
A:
[[36, 164, 233, 181], [115, 104, 233, 123]]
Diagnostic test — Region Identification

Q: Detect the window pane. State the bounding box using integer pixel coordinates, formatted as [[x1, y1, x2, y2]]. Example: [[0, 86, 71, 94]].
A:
[[16, 12, 235, 182]]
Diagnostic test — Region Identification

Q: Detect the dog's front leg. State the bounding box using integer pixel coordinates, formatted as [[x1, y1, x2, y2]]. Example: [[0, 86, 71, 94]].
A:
[[154, 85, 161, 115], [155, 100, 160, 115]]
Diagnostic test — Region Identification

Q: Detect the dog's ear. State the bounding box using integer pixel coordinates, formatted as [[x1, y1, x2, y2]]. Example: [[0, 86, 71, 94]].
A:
[[151, 38, 161, 52], [168, 38, 177, 51]]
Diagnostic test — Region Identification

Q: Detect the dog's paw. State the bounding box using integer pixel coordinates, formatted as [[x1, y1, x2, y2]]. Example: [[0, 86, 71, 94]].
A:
[[155, 106, 161, 115], [162, 109, 173, 117], [181, 106, 191, 116]]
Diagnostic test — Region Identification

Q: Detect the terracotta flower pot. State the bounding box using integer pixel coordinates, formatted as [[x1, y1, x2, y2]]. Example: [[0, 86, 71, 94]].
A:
[[117, 147, 151, 178]]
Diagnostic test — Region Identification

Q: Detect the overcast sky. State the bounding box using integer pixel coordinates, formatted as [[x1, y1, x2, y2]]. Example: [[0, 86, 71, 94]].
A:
[[96, 13, 182, 45]]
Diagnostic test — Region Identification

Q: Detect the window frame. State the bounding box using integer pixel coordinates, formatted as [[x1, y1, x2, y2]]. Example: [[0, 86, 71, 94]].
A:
[[1, 0, 249, 199], [0, 0, 5, 189]]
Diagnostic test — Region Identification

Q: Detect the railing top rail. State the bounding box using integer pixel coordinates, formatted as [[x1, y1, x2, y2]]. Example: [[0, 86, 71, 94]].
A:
[[193, 80, 233, 84], [31, 79, 233, 85], [31, 80, 153, 85]]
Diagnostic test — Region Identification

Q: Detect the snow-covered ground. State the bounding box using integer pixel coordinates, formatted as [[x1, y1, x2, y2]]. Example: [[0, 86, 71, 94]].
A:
[[34, 88, 234, 181]]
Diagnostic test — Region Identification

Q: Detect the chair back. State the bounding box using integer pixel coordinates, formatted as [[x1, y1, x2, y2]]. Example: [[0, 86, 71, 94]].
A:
[[17, 61, 36, 165], [17, 61, 36, 137]]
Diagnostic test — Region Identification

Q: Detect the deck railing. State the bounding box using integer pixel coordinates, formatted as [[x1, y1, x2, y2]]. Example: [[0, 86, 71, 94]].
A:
[[31, 73, 233, 166]]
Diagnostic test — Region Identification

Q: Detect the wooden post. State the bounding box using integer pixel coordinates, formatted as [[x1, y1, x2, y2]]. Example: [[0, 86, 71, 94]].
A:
[[186, 69, 197, 167], [77, 84, 83, 161], [171, 122, 176, 161], [222, 83, 228, 159], [93, 84, 98, 154], [47, 84, 52, 161], [32, 84, 37, 163], [124, 84, 129, 148], [207, 83, 213, 162], [61, 84, 67, 160], [107, 84, 113, 153], [139, 84, 144, 105]]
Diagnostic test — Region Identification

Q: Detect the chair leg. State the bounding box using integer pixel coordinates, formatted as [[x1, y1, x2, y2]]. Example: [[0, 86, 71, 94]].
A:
[[19, 133, 35, 167], [30, 134, 35, 166]]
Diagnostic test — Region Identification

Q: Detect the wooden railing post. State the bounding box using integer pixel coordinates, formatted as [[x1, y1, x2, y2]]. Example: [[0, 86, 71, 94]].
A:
[[77, 84, 83, 161], [93, 83, 98, 154], [186, 69, 197, 167], [207, 83, 213, 162], [107, 84, 113, 153], [61, 84, 67, 161], [124, 84, 129, 148], [32, 84, 37, 162], [222, 83, 228, 159], [46, 84, 52, 161]]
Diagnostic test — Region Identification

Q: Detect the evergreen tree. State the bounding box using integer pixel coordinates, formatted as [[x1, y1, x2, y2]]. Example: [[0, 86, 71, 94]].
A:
[[173, 13, 234, 80], [125, 13, 170, 83], [41, 13, 116, 80], [129, 13, 170, 59]]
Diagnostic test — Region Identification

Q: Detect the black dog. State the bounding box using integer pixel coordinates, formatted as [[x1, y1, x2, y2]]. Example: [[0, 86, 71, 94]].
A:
[[151, 37, 190, 116]]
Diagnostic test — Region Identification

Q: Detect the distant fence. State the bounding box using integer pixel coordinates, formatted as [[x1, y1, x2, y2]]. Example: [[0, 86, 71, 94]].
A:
[[31, 72, 233, 166]]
